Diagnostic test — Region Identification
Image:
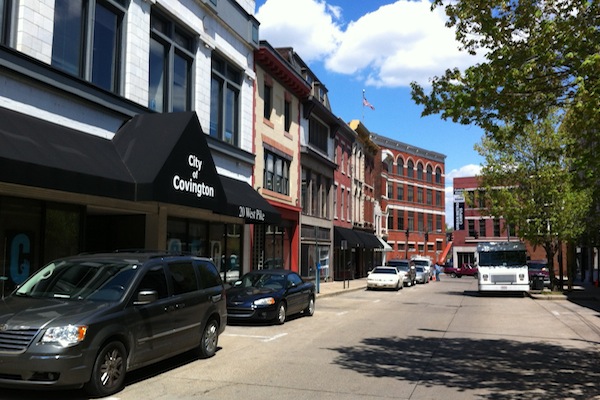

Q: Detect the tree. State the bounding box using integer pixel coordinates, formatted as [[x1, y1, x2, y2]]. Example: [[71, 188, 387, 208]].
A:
[[474, 113, 591, 289], [411, 0, 600, 135]]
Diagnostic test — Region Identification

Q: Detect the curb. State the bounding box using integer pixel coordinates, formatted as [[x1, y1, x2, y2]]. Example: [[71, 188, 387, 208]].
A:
[[316, 285, 366, 299]]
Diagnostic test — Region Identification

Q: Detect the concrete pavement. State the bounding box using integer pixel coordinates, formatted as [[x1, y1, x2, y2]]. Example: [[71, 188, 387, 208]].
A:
[[315, 275, 600, 301]]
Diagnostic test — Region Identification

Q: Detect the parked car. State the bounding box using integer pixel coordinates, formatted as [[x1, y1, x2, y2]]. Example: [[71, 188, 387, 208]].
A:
[[411, 256, 433, 281], [0, 252, 227, 397], [387, 259, 416, 286], [414, 265, 431, 284], [528, 261, 551, 288], [226, 269, 315, 325], [444, 263, 479, 278], [367, 266, 403, 290]]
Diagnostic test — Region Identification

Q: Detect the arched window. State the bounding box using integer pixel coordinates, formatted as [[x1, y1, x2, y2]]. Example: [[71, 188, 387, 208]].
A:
[[407, 160, 414, 178], [396, 157, 404, 176], [426, 165, 433, 182], [417, 162, 424, 180], [435, 167, 442, 184]]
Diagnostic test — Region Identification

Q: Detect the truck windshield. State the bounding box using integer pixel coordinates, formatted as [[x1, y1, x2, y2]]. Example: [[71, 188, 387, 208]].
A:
[[479, 251, 527, 267]]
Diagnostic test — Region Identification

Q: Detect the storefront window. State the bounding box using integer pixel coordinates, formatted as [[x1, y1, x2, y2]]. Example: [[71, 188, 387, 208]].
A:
[[43, 204, 81, 263]]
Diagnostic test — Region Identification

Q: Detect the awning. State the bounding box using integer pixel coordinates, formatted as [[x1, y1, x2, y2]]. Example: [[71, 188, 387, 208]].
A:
[[376, 236, 393, 252], [0, 106, 136, 199], [334, 226, 362, 248], [355, 230, 384, 250], [219, 175, 281, 224], [114, 111, 226, 211], [334, 227, 384, 250]]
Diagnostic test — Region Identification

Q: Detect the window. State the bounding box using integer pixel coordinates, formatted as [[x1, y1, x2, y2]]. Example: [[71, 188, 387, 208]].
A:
[[387, 182, 393, 199], [387, 213, 394, 230], [407, 212, 414, 232], [417, 187, 423, 203], [468, 220, 476, 237], [284, 99, 291, 132], [397, 215, 404, 231], [435, 167, 442, 184], [309, 117, 328, 153], [264, 150, 290, 195], [407, 185, 414, 202], [0, 0, 11, 45], [211, 54, 242, 146], [263, 83, 272, 120], [427, 214, 433, 232], [396, 158, 403, 175], [407, 160, 414, 178], [436, 215, 442, 232], [426, 165, 433, 182], [149, 11, 194, 112], [436, 191, 442, 206], [397, 184, 403, 201], [52, 0, 126, 93], [479, 219, 486, 237], [301, 169, 308, 213], [426, 189, 432, 205], [418, 213, 424, 232], [417, 162, 424, 180], [494, 219, 501, 236], [333, 184, 338, 219], [168, 262, 198, 295]]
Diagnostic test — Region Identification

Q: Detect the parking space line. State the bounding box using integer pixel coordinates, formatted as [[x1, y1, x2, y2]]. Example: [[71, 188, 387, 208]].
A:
[[224, 332, 288, 342]]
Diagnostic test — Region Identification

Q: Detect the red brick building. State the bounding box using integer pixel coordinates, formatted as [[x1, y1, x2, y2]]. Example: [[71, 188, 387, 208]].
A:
[[372, 134, 446, 263]]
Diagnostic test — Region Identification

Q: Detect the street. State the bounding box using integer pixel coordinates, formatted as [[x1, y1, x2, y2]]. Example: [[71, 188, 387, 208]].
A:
[[5, 278, 600, 400]]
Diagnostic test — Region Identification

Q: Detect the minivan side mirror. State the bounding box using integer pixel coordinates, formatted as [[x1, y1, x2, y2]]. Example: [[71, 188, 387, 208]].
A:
[[134, 290, 158, 305]]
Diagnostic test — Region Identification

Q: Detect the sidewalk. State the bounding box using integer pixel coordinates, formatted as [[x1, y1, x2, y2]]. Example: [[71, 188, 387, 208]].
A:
[[527, 280, 600, 301], [315, 278, 367, 298]]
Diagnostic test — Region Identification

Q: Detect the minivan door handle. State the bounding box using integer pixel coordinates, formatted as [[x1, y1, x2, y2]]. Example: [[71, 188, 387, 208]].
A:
[[211, 294, 222, 303]]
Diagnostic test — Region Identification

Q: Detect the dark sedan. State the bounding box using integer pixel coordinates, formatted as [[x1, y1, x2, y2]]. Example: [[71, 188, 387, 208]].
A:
[[226, 270, 315, 325]]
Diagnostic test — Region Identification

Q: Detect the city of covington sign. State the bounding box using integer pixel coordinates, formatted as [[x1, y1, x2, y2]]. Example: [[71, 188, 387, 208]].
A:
[[172, 154, 216, 198]]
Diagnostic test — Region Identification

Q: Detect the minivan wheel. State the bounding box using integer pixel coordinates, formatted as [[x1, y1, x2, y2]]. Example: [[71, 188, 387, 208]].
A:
[[198, 319, 219, 359], [84, 341, 127, 397], [276, 302, 287, 325]]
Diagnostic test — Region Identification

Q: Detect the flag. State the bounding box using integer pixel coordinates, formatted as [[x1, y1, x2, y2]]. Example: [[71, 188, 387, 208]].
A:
[[362, 94, 375, 110]]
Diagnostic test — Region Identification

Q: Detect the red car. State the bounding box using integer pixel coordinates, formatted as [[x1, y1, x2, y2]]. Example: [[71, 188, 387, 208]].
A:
[[444, 263, 478, 278]]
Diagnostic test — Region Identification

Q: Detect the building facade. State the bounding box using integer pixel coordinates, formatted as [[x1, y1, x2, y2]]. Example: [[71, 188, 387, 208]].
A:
[[453, 176, 548, 267], [0, 0, 278, 295], [253, 41, 311, 273], [373, 134, 447, 263]]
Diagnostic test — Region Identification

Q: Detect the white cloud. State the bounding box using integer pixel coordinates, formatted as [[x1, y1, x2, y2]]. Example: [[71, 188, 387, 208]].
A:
[[445, 164, 481, 229], [256, 0, 482, 87]]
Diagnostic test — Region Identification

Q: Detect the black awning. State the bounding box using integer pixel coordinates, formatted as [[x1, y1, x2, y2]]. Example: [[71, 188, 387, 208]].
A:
[[0, 106, 136, 199], [334, 226, 362, 248], [113, 111, 226, 210], [355, 230, 384, 250], [219, 175, 281, 224]]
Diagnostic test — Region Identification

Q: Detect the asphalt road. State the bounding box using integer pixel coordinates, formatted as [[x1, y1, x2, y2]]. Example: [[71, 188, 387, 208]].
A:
[[5, 278, 600, 400]]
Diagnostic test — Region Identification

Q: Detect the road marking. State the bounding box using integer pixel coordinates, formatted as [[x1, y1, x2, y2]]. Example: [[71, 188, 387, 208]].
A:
[[373, 299, 381, 303], [263, 333, 288, 342], [336, 311, 348, 316], [552, 311, 560, 316], [225, 332, 288, 342]]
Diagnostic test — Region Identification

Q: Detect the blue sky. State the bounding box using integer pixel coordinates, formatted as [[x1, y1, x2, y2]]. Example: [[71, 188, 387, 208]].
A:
[[255, 0, 484, 223]]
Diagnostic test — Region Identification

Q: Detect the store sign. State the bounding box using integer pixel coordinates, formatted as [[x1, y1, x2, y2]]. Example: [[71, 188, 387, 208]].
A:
[[172, 154, 216, 199], [238, 206, 266, 222], [454, 202, 465, 231]]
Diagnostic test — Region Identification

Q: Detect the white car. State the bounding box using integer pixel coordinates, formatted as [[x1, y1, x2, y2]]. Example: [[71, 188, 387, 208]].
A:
[[367, 266, 404, 290]]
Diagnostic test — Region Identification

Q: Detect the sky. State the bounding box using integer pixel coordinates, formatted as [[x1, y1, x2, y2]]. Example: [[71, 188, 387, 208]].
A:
[[254, 0, 484, 226]]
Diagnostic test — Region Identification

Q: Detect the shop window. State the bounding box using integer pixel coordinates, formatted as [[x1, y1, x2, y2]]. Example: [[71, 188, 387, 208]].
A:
[[149, 10, 194, 112], [210, 54, 242, 146], [52, 0, 127, 93]]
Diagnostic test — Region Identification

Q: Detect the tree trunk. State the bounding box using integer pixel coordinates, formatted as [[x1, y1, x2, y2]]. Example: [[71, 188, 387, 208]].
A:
[[544, 242, 556, 291]]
